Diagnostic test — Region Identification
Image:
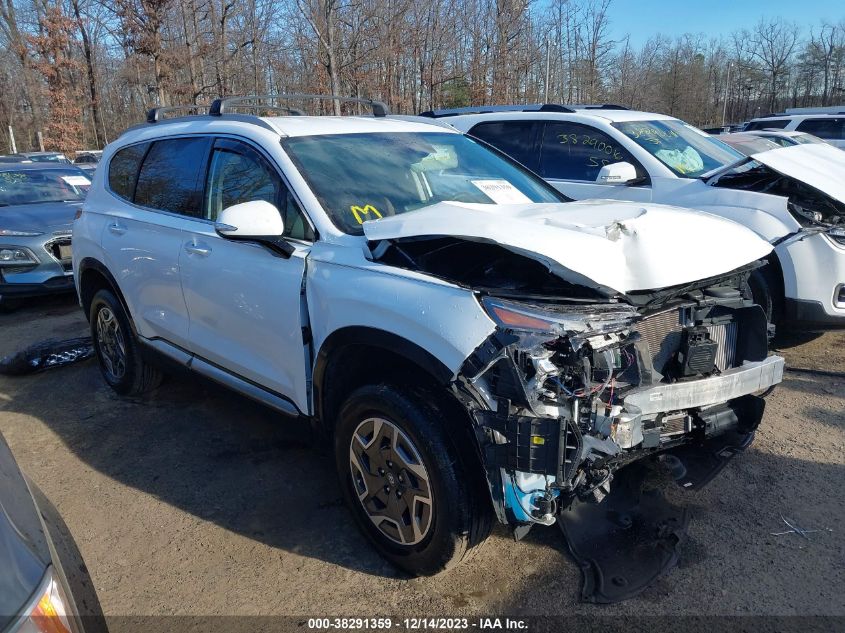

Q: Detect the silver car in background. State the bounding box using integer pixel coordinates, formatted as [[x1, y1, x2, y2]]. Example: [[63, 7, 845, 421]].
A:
[[0, 163, 90, 309]]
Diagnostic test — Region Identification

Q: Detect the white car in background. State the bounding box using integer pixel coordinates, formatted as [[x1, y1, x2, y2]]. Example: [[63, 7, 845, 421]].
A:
[[738, 129, 829, 148], [435, 105, 845, 330], [744, 111, 845, 149]]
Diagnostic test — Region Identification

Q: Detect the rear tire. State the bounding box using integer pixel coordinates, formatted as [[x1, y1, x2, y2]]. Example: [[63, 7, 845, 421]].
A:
[[89, 288, 162, 395], [335, 384, 492, 576]]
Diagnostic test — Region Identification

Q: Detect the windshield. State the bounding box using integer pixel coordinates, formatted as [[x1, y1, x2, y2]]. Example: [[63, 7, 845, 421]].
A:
[[282, 132, 565, 235], [793, 133, 826, 145], [0, 169, 90, 206], [721, 135, 782, 155], [613, 119, 744, 178], [28, 154, 69, 163]]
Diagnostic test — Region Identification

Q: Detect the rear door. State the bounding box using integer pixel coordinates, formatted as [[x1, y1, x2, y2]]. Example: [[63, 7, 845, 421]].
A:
[[100, 136, 211, 348], [536, 121, 652, 202], [179, 137, 314, 411]]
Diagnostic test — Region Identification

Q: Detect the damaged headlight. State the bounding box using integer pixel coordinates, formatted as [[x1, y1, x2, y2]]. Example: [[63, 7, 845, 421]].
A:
[[828, 226, 845, 247], [480, 296, 637, 344]]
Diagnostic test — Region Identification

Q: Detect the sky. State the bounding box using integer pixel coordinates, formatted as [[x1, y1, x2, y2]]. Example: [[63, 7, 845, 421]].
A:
[[606, 0, 844, 47]]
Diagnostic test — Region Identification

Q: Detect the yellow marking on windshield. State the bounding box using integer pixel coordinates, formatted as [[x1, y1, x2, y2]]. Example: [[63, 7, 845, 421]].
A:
[[351, 204, 383, 224]]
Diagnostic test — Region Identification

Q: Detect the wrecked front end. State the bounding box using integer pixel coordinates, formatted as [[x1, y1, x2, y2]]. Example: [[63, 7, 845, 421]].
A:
[[453, 266, 784, 532]]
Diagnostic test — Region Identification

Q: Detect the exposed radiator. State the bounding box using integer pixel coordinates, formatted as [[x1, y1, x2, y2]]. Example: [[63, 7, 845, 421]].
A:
[[637, 308, 737, 373]]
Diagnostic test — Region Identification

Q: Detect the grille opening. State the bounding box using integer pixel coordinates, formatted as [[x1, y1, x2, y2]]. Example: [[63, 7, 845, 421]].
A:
[[637, 308, 738, 376]]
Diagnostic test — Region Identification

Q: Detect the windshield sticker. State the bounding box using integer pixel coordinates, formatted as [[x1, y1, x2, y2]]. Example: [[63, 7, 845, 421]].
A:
[[470, 180, 532, 204], [61, 175, 91, 187], [351, 204, 383, 224]]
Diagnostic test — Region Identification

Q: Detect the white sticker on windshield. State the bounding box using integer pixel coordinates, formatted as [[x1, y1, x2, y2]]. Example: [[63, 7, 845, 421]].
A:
[[470, 179, 532, 204], [62, 175, 91, 187]]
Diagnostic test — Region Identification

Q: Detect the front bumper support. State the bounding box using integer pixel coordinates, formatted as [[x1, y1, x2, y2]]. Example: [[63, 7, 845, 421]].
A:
[[622, 355, 784, 416]]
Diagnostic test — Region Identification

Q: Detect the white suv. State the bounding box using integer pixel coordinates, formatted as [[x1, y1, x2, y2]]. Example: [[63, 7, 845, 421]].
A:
[[73, 95, 783, 579], [437, 105, 845, 330], [745, 111, 845, 149]]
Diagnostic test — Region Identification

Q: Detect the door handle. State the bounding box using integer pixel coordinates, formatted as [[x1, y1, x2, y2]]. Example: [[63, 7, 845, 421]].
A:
[[184, 243, 212, 257], [108, 222, 127, 235]]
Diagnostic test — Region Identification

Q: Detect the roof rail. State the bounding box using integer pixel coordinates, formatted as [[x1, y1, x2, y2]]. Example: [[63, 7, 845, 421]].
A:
[[567, 103, 630, 110], [419, 104, 575, 118], [209, 94, 390, 118], [146, 105, 208, 123]]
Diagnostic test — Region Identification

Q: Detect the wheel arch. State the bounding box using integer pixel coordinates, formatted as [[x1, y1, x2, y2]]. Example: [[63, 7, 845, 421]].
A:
[[312, 326, 455, 432], [77, 258, 133, 328]]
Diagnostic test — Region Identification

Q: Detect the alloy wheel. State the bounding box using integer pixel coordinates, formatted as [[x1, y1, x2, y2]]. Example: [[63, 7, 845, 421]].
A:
[[95, 306, 127, 381], [348, 417, 434, 545]]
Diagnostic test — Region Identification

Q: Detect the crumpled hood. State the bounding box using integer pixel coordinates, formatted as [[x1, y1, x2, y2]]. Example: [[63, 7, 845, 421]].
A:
[[748, 144, 845, 203], [363, 200, 773, 294], [0, 201, 79, 233]]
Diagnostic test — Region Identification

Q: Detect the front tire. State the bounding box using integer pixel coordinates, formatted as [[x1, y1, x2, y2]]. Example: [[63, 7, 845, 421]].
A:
[[335, 384, 492, 576], [89, 288, 162, 395]]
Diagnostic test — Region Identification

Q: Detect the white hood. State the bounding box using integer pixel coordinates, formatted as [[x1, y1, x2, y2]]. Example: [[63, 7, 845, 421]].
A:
[[363, 200, 773, 294], [749, 144, 845, 203]]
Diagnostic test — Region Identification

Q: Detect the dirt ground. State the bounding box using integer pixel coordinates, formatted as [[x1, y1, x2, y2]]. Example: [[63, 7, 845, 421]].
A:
[[0, 295, 843, 625]]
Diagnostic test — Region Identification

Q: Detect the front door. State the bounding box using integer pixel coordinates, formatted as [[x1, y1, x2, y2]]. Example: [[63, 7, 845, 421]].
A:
[[180, 137, 314, 411]]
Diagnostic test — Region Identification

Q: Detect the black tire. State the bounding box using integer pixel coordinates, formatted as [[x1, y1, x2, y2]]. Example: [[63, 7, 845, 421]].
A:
[[0, 297, 22, 313], [746, 267, 778, 325], [89, 288, 162, 395], [335, 384, 492, 576]]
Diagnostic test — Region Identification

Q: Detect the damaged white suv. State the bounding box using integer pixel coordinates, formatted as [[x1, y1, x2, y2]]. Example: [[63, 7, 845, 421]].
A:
[[73, 96, 784, 581]]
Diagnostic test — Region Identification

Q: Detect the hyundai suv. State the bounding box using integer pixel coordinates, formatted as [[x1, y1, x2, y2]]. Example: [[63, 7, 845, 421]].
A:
[[436, 104, 845, 330], [73, 95, 784, 577]]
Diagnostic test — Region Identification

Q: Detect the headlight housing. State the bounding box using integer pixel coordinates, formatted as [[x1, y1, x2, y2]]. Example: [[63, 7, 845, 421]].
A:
[[0, 247, 39, 266], [0, 229, 43, 236], [828, 226, 845, 246], [14, 568, 73, 633], [480, 296, 637, 340]]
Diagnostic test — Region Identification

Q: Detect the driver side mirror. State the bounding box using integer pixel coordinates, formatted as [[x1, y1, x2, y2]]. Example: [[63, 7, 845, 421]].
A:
[[596, 161, 639, 185], [215, 200, 293, 258]]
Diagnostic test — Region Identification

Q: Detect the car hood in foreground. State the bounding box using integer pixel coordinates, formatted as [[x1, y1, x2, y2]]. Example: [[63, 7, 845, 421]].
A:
[[747, 144, 845, 203], [362, 200, 773, 294], [0, 201, 80, 234], [0, 434, 50, 628]]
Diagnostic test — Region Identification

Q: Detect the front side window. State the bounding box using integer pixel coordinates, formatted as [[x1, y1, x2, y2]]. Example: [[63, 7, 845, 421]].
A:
[[204, 140, 313, 241], [795, 118, 845, 139], [134, 137, 211, 216], [469, 121, 542, 171], [281, 132, 564, 235], [538, 122, 641, 181], [614, 119, 743, 178], [0, 169, 89, 206]]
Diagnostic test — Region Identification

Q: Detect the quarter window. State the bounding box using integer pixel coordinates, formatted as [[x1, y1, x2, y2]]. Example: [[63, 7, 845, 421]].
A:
[[134, 137, 211, 216], [468, 121, 541, 171], [539, 122, 639, 182], [108, 142, 149, 202]]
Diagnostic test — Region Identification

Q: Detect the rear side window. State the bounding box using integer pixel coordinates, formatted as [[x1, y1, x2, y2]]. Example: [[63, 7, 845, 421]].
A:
[[795, 118, 845, 139], [134, 137, 211, 216], [745, 119, 790, 130], [539, 121, 640, 181], [468, 121, 541, 171], [108, 142, 149, 202]]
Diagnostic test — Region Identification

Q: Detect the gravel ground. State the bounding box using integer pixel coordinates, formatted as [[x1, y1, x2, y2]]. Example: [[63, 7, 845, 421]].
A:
[[0, 295, 843, 625]]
